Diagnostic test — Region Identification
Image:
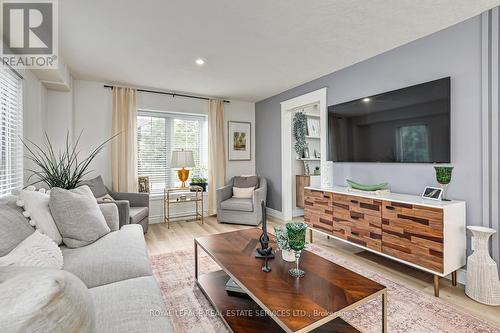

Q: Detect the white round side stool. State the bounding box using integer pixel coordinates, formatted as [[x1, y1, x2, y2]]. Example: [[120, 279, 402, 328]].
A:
[[465, 226, 500, 305]]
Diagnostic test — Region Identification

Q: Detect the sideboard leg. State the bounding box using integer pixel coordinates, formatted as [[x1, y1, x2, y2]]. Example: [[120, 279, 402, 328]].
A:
[[433, 275, 440, 297], [309, 229, 313, 243], [451, 271, 457, 287]]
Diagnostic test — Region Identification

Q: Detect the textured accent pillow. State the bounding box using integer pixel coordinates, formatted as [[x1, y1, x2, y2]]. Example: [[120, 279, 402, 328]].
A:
[[0, 231, 63, 269], [49, 185, 111, 248], [16, 189, 62, 245], [0, 267, 96, 333], [233, 186, 255, 199], [233, 175, 259, 188], [0, 195, 34, 257]]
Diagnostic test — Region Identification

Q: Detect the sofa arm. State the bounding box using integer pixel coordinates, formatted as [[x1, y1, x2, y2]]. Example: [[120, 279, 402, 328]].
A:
[[111, 192, 149, 208], [216, 184, 233, 208], [98, 203, 119, 231]]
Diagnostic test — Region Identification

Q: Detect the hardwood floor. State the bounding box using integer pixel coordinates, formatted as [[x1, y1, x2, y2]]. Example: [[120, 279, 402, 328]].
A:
[[145, 215, 500, 328]]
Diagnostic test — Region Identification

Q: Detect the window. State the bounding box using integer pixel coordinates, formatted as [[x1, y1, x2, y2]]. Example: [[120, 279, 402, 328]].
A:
[[398, 125, 430, 162], [0, 67, 23, 196], [137, 111, 208, 194]]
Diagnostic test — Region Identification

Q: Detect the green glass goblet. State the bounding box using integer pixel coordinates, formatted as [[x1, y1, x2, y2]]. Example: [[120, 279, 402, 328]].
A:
[[434, 166, 453, 201], [286, 222, 308, 278]]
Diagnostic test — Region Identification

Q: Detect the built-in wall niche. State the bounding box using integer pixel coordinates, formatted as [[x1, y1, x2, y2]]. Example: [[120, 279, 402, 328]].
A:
[[290, 102, 321, 216], [281, 88, 327, 221]]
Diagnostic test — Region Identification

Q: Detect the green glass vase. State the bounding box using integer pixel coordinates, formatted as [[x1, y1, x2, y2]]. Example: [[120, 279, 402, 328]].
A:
[[286, 222, 308, 278], [434, 166, 453, 200]]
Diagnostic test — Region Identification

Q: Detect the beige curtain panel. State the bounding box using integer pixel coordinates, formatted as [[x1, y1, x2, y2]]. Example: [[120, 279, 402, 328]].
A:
[[111, 86, 138, 192], [208, 99, 226, 215]]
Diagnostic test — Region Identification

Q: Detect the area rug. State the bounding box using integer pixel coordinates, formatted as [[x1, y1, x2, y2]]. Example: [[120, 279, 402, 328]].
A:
[[150, 244, 500, 333]]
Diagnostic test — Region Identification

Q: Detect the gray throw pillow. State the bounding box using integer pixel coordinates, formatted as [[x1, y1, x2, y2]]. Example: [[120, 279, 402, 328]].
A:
[[49, 186, 111, 248], [0, 195, 35, 257], [233, 175, 259, 188], [0, 266, 96, 333]]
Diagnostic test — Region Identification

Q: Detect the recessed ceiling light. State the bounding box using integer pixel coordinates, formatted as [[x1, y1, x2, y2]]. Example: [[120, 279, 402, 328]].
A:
[[362, 98, 370, 102], [195, 58, 205, 66]]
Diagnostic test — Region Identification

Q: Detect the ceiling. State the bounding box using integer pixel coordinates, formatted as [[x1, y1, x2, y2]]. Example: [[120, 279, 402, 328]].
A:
[[60, 0, 500, 102]]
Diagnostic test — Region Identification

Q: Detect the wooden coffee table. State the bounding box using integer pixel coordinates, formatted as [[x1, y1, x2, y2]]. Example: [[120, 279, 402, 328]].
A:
[[194, 228, 387, 333]]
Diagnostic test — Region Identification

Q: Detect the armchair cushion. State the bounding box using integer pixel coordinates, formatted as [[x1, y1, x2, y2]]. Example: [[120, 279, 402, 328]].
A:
[[129, 207, 149, 225], [220, 198, 253, 212]]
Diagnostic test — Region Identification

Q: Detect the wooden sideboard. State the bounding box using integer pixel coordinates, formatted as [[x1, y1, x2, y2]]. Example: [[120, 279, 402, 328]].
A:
[[304, 186, 466, 297]]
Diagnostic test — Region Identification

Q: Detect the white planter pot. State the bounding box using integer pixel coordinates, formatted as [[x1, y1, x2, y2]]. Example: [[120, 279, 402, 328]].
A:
[[281, 249, 296, 262]]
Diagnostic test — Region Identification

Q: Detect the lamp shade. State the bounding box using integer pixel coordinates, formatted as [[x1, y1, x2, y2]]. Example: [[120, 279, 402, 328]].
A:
[[170, 150, 195, 169]]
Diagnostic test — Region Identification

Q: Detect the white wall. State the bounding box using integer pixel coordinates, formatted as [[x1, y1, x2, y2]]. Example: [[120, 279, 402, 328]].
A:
[[21, 70, 48, 186], [45, 79, 256, 223], [46, 80, 74, 152]]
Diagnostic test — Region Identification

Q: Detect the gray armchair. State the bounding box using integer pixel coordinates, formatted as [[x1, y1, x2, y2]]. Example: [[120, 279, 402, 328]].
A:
[[216, 176, 267, 226], [80, 176, 150, 233]]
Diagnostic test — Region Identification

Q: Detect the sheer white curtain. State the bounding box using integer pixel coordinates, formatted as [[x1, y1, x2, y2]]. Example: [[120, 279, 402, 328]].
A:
[[111, 86, 138, 192], [208, 99, 226, 215]]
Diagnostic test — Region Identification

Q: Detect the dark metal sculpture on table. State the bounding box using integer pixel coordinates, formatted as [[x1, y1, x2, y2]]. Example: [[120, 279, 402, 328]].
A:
[[256, 201, 274, 272]]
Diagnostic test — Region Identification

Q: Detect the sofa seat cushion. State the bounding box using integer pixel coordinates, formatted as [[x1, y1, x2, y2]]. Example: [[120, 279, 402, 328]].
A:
[[129, 206, 148, 224], [89, 276, 172, 333], [61, 224, 151, 288], [220, 197, 253, 212]]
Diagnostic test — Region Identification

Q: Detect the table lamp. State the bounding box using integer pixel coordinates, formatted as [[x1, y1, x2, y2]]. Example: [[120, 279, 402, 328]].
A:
[[170, 150, 195, 188]]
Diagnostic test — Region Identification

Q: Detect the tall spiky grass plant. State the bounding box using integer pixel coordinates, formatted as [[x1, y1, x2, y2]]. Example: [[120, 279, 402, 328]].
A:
[[23, 130, 116, 189]]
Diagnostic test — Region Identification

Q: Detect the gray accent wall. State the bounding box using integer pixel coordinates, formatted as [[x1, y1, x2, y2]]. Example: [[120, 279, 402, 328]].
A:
[[256, 10, 500, 264]]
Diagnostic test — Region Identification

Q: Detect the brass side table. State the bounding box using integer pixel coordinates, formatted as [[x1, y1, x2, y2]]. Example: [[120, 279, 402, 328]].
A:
[[164, 186, 204, 229]]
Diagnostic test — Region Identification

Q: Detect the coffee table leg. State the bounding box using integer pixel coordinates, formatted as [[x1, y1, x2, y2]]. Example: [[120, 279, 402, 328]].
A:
[[382, 291, 387, 332], [194, 240, 198, 280]]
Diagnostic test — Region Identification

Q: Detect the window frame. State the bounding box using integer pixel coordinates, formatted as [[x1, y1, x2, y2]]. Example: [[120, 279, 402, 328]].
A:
[[0, 66, 23, 197], [136, 109, 208, 197]]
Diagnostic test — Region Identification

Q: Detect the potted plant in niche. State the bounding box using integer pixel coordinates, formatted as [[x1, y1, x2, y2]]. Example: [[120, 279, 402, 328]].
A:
[[292, 111, 307, 158], [273, 226, 296, 262]]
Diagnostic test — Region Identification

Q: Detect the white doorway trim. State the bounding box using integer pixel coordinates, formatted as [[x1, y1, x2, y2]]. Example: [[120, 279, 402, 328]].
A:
[[280, 88, 327, 221]]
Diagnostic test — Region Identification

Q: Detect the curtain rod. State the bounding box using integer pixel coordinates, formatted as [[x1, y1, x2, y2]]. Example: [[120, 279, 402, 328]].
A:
[[103, 85, 230, 103]]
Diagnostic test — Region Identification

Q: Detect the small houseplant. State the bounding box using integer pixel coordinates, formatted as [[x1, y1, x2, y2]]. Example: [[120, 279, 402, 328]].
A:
[[190, 166, 208, 191], [273, 226, 295, 262], [190, 176, 208, 192], [314, 166, 320, 175], [23, 131, 115, 189]]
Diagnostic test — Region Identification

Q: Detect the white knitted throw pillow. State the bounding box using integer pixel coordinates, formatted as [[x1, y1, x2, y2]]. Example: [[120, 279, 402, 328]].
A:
[[16, 187, 62, 245], [0, 231, 63, 269]]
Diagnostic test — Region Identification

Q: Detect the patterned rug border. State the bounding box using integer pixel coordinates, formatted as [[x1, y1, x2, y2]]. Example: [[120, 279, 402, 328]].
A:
[[150, 244, 500, 333]]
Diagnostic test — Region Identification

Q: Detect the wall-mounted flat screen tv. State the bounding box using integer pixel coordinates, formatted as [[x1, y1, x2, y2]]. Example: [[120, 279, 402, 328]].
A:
[[327, 77, 450, 163]]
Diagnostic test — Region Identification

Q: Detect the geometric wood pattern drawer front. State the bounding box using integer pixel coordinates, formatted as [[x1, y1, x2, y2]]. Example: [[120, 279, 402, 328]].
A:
[[332, 194, 382, 251], [381, 201, 444, 273], [304, 189, 333, 233]]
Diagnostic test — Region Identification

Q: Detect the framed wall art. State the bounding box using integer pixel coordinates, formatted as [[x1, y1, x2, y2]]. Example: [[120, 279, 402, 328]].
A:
[[228, 121, 251, 161]]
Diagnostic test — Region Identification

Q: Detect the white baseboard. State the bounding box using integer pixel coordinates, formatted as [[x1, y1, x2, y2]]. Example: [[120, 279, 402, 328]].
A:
[[265, 207, 284, 220]]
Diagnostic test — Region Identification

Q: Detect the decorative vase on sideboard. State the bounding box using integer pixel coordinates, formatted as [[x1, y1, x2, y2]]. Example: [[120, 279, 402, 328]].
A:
[[465, 226, 500, 306]]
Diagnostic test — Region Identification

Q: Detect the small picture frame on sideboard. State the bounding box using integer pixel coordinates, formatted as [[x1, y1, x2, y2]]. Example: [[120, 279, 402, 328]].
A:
[[421, 186, 443, 201]]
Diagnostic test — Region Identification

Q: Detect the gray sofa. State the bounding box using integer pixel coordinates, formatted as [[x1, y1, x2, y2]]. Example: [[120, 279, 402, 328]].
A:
[[81, 176, 150, 233], [0, 195, 171, 332], [216, 176, 267, 226]]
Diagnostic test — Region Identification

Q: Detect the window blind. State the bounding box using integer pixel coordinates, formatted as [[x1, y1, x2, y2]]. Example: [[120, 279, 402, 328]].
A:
[[0, 67, 23, 196], [137, 111, 208, 194]]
